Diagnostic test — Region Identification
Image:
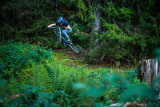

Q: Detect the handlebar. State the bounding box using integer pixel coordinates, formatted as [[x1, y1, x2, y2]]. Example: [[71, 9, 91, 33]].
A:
[[46, 26, 62, 43], [45, 27, 60, 29]]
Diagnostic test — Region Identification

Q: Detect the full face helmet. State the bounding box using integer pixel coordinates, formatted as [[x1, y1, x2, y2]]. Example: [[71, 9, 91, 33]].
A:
[[56, 17, 63, 25]]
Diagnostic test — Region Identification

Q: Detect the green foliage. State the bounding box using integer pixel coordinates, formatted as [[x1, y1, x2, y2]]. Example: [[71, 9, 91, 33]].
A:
[[0, 0, 58, 47], [153, 76, 160, 92], [1, 83, 70, 106], [120, 84, 156, 103], [103, 1, 133, 21], [0, 79, 7, 95], [74, 72, 158, 106], [88, 69, 111, 87], [58, 0, 75, 7], [85, 16, 138, 63], [1, 60, 160, 106], [101, 18, 135, 42], [119, 7, 133, 20], [123, 69, 139, 83], [0, 61, 5, 74], [71, 0, 95, 28], [51, 90, 70, 106], [11, 85, 60, 107], [70, 24, 90, 48], [0, 79, 9, 107], [102, 1, 120, 20], [86, 0, 159, 64], [75, 70, 127, 103], [19, 61, 90, 96], [154, 48, 160, 60], [0, 42, 53, 78], [76, 0, 87, 21], [30, 63, 72, 92], [1, 0, 160, 65], [5, 61, 95, 106], [1, 0, 160, 106]]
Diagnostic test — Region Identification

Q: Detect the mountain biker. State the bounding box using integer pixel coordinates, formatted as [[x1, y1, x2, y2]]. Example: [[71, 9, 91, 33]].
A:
[[47, 17, 72, 42]]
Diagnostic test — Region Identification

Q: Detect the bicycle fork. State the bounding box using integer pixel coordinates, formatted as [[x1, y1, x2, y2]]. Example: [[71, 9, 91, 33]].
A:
[[54, 27, 62, 44]]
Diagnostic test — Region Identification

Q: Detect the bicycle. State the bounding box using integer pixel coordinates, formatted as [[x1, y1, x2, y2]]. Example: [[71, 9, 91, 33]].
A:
[[46, 26, 79, 53]]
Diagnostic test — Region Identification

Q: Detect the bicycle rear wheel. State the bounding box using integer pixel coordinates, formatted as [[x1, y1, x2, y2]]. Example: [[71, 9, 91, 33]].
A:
[[61, 35, 79, 53], [69, 43, 79, 53]]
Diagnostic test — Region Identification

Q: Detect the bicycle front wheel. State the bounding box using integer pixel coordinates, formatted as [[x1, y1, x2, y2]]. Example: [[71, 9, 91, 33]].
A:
[[69, 43, 79, 53]]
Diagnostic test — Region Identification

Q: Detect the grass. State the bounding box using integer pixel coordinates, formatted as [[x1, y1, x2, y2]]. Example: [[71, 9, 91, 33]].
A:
[[52, 50, 130, 73], [1, 49, 146, 107]]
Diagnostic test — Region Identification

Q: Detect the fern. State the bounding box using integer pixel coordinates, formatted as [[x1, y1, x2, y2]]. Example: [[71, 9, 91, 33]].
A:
[[28, 61, 90, 95], [29, 63, 70, 93], [31, 64, 51, 92]]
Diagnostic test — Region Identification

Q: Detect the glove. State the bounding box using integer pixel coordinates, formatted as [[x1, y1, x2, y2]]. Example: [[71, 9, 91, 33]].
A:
[[45, 26, 49, 29]]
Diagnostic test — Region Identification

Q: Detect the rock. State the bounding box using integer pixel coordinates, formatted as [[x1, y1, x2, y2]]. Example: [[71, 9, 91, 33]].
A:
[[104, 103, 123, 107], [104, 102, 146, 107], [124, 102, 146, 107]]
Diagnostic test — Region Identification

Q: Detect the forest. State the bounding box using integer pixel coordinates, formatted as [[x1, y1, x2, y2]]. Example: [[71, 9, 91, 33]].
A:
[[0, 0, 160, 106]]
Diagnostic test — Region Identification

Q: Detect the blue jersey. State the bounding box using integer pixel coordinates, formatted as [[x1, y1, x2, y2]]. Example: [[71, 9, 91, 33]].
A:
[[56, 20, 71, 28]]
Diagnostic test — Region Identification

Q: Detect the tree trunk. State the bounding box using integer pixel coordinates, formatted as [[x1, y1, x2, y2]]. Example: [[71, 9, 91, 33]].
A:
[[90, 5, 101, 45], [87, 5, 102, 63], [92, 7, 101, 32], [138, 59, 160, 100], [138, 59, 160, 87]]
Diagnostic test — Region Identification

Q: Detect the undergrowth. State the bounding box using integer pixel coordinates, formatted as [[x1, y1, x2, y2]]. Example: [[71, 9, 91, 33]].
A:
[[0, 42, 159, 106], [0, 41, 54, 78]]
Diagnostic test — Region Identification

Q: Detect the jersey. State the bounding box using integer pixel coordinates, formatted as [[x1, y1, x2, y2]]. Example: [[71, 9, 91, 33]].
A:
[[56, 20, 71, 28]]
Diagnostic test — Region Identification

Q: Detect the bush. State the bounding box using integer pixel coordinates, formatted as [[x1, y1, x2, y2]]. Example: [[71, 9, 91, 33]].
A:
[[84, 21, 135, 64], [0, 42, 54, 78], [13, 85, 70, 107], [70, 24, 90, 49]]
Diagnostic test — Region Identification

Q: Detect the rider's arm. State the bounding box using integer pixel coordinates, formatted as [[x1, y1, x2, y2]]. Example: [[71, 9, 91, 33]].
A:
[[48, 23, 56, 27], [65, 25, 70, 30]]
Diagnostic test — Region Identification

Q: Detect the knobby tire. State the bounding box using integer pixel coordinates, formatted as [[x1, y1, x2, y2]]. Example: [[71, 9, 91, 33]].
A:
[[69, 43, 79, 53]]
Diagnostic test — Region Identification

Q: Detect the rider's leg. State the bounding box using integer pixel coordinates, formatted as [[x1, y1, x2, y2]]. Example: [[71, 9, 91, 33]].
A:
[[62, 28, 72, 41]]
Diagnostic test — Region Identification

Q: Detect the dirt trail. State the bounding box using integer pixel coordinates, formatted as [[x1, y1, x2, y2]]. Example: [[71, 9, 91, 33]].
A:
[[54, 49, 84, 60], [53, 49, 112, 68]]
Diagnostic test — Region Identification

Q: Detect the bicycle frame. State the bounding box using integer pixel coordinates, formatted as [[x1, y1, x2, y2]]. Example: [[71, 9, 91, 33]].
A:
[[46, 26, 79, 53], [52, 27, 62, 44]]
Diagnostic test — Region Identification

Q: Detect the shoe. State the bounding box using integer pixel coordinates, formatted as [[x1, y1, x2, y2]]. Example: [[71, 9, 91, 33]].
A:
[[67, 40, 72, 43]]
